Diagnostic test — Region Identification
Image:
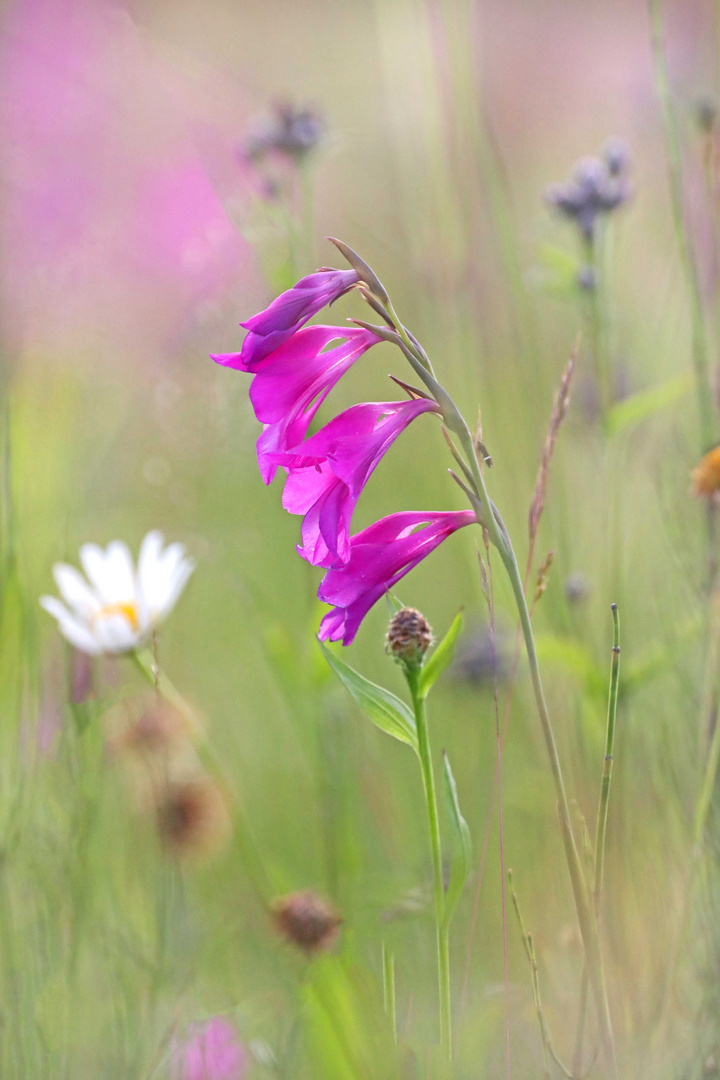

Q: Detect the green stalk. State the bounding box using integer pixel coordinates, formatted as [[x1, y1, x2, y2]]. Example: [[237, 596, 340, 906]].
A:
[[573, 603, 621, 1073], [649, 0, 716, 452], [382, 941, 397, 1043], [406, 666, 452, 1061], [399, 338, 617, 1072], [595, 603, 621, 908], [358, 272, 617, 1072], [509, 870, 551, 1079]]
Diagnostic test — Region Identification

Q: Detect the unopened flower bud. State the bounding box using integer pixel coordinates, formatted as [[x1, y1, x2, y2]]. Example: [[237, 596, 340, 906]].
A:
[[272, 890, 342, 954], [386, 607, 434, 667]]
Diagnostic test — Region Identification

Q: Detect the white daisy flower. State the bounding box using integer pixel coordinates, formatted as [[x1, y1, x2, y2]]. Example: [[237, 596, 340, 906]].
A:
[[40, 530, 195, 656]]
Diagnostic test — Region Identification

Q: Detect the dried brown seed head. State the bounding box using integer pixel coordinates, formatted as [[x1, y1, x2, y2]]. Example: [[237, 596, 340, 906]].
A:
[[156, 777, 230, 859], [272, 890, 342, 954]]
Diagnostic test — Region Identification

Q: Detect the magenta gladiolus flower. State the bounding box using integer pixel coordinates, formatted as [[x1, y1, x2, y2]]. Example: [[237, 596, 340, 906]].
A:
[[268, 399, 440, 567], [211, 268, 359, 372], [317, 510, 476, 645], [178, 1018, 248, 1080], [247, 325, 381, 483]]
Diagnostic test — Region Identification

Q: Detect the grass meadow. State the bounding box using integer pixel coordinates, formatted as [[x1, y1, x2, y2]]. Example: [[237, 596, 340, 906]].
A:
[[1, 0, 720, 1076]]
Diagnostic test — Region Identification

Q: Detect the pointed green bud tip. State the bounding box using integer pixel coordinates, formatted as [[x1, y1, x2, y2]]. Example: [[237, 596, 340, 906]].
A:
[[326, 237, 391, 306], [386, 607, 434, 668]]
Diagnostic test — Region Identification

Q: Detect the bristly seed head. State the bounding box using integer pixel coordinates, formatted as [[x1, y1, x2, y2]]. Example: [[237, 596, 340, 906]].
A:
[[386, 607, 434, 667], [272, 890, 342, 954]]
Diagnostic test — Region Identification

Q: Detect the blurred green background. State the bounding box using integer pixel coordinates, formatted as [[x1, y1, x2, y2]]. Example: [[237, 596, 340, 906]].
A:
[[2, 0, 720, 1076]]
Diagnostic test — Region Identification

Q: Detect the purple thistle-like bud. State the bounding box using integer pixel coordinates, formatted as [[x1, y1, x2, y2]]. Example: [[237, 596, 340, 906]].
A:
[[211, 268, 359, 372], [267, 398, 440, 566], [386, 607, 434, 667], [317, 510, 476, 646], [545, 144, 630, 243]]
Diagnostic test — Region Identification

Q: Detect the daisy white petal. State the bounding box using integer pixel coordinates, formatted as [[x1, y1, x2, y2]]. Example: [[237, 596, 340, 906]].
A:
[[79, 543, 115, 601], [53, 563, 101, 619], [40, 596, 102, 655], [157, 557, 195, 621]]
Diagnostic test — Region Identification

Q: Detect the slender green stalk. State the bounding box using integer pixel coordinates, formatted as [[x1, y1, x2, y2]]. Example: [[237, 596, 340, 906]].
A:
[[649, 0, 716, 452], [509, 870, 551, 1079], [406, 666, 452, 1061], [582, 235, 612, 415], [573, 603, 621, 1073], [382, 941, 397, 1042], [595, 603, 621, 908], [360, 274, 617, 1072]]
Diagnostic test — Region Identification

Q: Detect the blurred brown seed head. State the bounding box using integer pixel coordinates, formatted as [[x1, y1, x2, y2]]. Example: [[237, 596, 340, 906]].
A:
[[272, 890, 342, 954], [692, 447, 720, 499], [156, 777, 230, 860], [386, 607, 433, 668], [107, 693, 190, 760]]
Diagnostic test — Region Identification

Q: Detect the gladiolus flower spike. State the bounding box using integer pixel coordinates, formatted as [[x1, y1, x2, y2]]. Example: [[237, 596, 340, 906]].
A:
[[212, 248, 479, 644]]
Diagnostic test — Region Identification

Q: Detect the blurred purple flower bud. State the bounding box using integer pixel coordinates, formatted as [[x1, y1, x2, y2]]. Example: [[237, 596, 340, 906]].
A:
[[603, 138, 629, 176], [577, 266, 597, 290], [564, 572, 590, 605], [241, 101, 325, 165], [546, 144, 631, 243]]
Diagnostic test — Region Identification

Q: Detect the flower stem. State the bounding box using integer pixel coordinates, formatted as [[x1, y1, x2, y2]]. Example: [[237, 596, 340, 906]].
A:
[[382, 941, 397, 1042], [573, 603, 621, 1072], [406, 666, 452, 1061], [386, 299, 617, 1073], [500, 540, 617, 1077]]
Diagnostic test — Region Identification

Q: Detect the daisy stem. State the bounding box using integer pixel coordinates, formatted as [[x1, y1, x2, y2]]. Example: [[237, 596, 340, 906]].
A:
[[130, 650, 273, 905], [406, 665, 452, 1062]]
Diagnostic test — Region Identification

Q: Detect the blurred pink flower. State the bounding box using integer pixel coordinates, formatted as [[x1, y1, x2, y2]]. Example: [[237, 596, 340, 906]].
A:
[[177, 1018, 248, 1080], [269, 399, 439, 567], [318, 510, 476, 645], [0, 0, 245, 359]]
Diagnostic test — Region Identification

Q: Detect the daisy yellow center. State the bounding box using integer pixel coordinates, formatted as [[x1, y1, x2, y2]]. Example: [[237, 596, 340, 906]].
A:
[[93, 601, 139, 631]]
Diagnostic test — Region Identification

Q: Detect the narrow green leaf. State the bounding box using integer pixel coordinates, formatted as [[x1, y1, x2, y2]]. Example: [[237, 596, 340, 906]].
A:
[[442, 751, 472, 927], [419, 612, 464, 699], [605, 372, 692, 435], [319, 642, 417, 752]]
